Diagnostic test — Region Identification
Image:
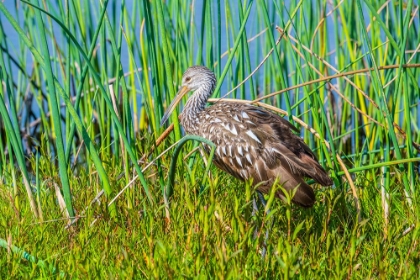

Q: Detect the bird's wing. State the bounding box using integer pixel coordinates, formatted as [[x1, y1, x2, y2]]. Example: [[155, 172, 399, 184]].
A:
[[243, 105, 333, 186], [199, 104, 324, 178], [197, 103, 332, 206], [198, 105, 316, 206]]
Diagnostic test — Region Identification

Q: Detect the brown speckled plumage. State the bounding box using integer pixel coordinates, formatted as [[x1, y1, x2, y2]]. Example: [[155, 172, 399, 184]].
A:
[[161, 66, 333, 207]]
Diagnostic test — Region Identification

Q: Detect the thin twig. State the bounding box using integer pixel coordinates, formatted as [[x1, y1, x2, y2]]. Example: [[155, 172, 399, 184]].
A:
[[251, 63, 420, 104], [215, 29, 286, 102]]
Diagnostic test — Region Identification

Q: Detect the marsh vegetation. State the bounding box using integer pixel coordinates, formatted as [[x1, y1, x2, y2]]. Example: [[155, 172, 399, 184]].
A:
[[0, 0, 419, 278]]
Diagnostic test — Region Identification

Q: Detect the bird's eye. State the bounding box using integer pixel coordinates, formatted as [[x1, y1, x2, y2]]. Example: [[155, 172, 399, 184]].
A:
[[185, 77, 191, 82]]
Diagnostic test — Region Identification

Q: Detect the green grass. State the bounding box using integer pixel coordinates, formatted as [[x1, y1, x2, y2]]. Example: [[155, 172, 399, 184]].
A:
[[1, 157, 419, 278], [0, 0, 419, 278]]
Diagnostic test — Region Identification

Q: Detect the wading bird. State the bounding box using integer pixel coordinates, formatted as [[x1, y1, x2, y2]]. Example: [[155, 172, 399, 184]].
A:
[[161, 66, 333, 207]]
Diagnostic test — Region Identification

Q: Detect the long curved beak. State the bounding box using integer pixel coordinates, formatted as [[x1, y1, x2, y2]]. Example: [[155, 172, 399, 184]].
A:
[[160, 85, 190, 126]]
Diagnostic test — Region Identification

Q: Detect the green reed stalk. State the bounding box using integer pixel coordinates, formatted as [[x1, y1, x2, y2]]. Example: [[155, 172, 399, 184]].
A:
[[156, 0, 180, 140], [34, 0, 75, 218], [259, 0, 291, 109], [24, 1, 153, 206], [0, 24, 18, 197], [397, 0, 415, 195], [213, 0, 254, 97], [204, 0, 213, 67], [0, 83, 39, 218], [356, 0, 411, 202], [64, 0, 110, 163], [103, 0, 134, 193], [164, 135, 216, 202], [3, 1, 120, 216]]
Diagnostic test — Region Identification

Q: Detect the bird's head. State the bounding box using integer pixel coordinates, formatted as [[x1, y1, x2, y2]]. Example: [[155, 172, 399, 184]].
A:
[[180, 65, 216, 92], [160, 66, 216, 126]]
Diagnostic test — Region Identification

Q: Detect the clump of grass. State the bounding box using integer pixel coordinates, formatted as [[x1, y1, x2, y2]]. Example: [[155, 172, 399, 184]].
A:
[[1, 154, 419, 278], [0, 0, 419, 278]]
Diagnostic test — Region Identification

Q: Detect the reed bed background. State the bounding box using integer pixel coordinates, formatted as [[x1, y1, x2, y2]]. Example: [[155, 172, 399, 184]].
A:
[[0, 0, 419, 278]]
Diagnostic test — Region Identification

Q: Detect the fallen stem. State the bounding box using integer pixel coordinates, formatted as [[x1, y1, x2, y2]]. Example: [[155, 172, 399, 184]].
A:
[[164, 135, 216, 220], [0, 237, 65, 277]]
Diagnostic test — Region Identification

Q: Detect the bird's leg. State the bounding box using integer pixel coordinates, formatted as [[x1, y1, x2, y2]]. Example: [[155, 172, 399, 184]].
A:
[[252, 191, 272, 258], [252, 194, 259, 219], [252, 191, 268, 224], [258, 190, 268, 209], [259, 191, 271, 258]]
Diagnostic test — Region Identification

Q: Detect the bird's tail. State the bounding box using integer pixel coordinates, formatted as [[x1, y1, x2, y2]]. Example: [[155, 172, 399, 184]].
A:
[[300, 154, 333, 186], [259, 164, 316, 207]]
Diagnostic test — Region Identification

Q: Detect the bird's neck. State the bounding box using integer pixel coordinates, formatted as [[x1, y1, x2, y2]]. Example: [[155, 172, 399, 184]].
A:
[[181, 86, 211, 131]]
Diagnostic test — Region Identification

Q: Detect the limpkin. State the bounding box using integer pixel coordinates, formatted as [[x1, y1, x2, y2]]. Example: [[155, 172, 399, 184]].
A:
[[161, 66, 333, 207]]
